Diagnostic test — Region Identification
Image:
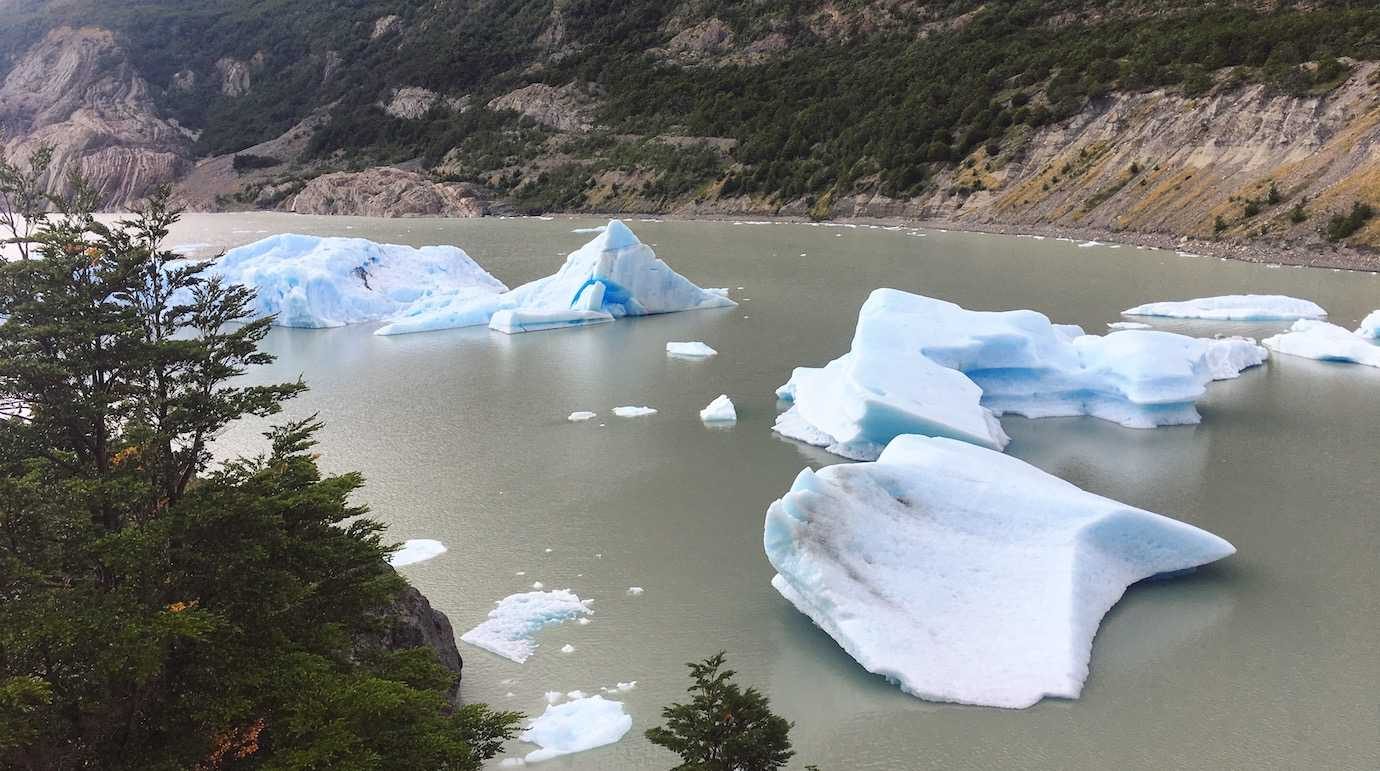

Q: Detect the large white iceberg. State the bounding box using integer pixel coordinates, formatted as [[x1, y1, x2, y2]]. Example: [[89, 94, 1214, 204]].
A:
[[518, 695, 632, 763], [202, 234, 506, 328], [1121, 294, 1326, 321], [459, 590, 593, 663], [775, 289, 1225, 459], [1356, 310, 1380, 339], [764, 435, 1235, 709], [1262, 320, 1380, 368], [376, 220, 734, 335]]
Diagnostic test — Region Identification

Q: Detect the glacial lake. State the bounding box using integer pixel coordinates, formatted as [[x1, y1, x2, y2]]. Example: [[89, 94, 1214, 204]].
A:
[[170, 213, 1379, 770]]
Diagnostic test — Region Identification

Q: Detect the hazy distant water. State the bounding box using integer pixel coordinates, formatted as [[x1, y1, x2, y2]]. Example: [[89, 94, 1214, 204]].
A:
[[170, 214, 1379, 770]]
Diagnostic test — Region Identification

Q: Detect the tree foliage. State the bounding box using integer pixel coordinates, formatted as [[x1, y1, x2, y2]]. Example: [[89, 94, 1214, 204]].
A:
[[0, 148, 519, 769], [646, 652, 795, 771]]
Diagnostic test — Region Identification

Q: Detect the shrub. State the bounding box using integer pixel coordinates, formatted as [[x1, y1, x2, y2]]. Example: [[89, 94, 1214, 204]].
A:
[[1324, 201, 1374, 241], [231, 153, 281, 173]]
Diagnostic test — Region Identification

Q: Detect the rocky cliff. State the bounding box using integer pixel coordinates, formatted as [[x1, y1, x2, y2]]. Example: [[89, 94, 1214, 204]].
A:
[[0, 27, 191, 208], [286, 167, 489, 218], [355, 584, 464, 702]]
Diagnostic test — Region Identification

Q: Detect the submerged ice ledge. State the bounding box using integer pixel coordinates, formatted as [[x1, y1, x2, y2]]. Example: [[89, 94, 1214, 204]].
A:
[[764, 435, 1235, 709]]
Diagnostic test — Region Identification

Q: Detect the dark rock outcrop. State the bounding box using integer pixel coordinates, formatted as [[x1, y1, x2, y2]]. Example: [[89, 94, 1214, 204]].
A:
[[356, 584, 464, 701]]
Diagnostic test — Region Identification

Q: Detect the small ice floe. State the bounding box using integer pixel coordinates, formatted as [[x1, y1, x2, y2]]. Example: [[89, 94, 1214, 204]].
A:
[[545, 691, 563, 705], [612, 406, 657, 417], [667, 341, 718, 359], [1122, 295, 1326, 321], [460, 590, 593, 663], [626, 587, 644, 596], [568, 411, 598, 422], [1263, 320, 1380, 368], [518, 696, 632, 763], [577, 618, 591, 625], [572, 226, 607, 234], [532, 582, 545, 589], [1107, 321, 1151, 331], [602, 681, 637, 693], [566, 690, 587, 700], [560, 644, 576, 654], [699, 395, 737, 423], [1077, 240, 1102, 248], [389, 539, 447, 567]]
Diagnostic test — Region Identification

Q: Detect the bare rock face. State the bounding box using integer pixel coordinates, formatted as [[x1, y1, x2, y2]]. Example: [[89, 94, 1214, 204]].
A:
[[384, 87, 467, 120], [354, 584, 464, 702], [215, 57, 252, 97], [0, 26, 191, 209], [666, 18, 735, 59], [371, 14, 403, 40], [487, 82, 597, 133], [287, 167, 488, 217]]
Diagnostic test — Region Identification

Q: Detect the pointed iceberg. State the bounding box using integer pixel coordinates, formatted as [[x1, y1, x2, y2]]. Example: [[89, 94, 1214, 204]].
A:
[[1356, 310, 1380, 340], [201, 234, 507, 328], [376, 220, 734, 335], [764, 435, 1235, 709]]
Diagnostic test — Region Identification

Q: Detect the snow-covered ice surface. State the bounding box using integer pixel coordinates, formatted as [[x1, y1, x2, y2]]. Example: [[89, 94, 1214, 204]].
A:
[[1200, 337, 1268, 380], [764, 435, 1236, 709], [1263, 320, 1380, 368], [612, 406, 657, 417], [1121, 294, 1326, 321], [199, 234, 506, 328], [517, 695, 632, 763], [459, 590, 593, 663], [700, 394, 737, 423], [1356, 310, 1380, 339], [775, 289, 1225, 459], [375, 220, 734, 335], [389, 539, 447, 567], [666, 341, 718, 358]]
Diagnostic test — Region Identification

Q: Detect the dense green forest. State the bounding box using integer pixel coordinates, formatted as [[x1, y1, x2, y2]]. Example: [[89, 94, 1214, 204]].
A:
[[2, 1, 1379, 210]]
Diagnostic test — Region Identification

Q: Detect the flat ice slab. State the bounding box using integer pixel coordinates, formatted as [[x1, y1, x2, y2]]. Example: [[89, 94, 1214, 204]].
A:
[[612, 406, 657, 417], [667, 341, 718, 358], [700, 394, 737, 423], [1122, 294, 1326, 321], [775, 289, 1226, 459], [567, 411, 598, 422], [203, 234, 506, 328], [376, 220, 734, 335], [1263, 320, 1380, 368], [764, 435, 1235, 709], [459, 590, 593, 663], [389, 539, 447, 567], [518, 695, 631, 763]]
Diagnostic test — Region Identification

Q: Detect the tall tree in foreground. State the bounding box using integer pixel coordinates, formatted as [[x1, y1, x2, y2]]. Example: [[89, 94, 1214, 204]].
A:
[[0, 149, 519, 769], [646, 652, 797, 771]]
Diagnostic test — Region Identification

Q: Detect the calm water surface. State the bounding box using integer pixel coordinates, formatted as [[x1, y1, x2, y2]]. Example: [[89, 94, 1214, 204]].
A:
[[172, 214, 1378, 770]]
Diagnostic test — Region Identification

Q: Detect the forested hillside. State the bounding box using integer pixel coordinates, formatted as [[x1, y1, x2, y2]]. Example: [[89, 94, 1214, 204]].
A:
[[3, 1, 1380, 262]]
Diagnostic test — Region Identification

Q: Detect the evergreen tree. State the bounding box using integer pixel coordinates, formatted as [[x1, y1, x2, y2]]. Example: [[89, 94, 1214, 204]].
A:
[[646, 652, 796, 771], [0, 148, 519, 769]]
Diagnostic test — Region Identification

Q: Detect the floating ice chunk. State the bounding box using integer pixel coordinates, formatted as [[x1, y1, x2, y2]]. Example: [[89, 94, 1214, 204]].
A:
[[577, 618, 591, 625], [572, 226, 607, 233], [378, 220, 734, 335], [1077, 240, 1102, 248], [545, 691, 564, 705], [198, 234, 506, 328], [460, 590, 593, 663], [667, 341, 718, 358], [1201, 337, 1268, 380], [518, 696, 632, 763], [1263, 320, 1380, 368], [560, 644, 576, 654], [1108, 321, 1151, 331], [566, 690, 587, 700], [764, 435, 1235, 709], [602, 681, 637, 693], [568, 411, 598, 422], [626, 587, 644, 596], [1122, 295, 1326, 321], [612, 406, 657, 417], [1356, 310, 1380, 339], [389, 539, 447, 567], [700, 395, 737, 423], [774, 290, 1229, 458]]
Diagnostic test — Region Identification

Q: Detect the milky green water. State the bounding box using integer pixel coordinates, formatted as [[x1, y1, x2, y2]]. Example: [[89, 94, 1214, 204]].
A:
[[172, 213, 1379, 770]]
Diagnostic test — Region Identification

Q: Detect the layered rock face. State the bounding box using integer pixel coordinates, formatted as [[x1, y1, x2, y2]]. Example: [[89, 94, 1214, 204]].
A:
[[354, 585, 464, 701], [487, 82, 598, 133], [286, 167, 488, 217], [0, 26, 191, 209]]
